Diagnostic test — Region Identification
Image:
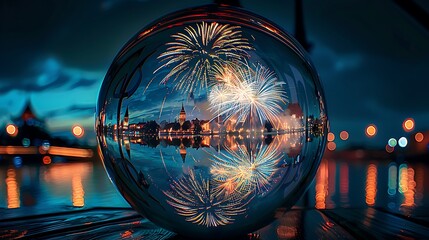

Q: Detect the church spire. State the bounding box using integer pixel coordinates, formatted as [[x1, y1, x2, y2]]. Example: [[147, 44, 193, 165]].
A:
[[21, 100, 36, 121], [179, 103, 186, 126]]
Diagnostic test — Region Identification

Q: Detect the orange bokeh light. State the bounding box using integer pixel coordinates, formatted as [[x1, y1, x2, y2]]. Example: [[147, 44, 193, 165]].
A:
[[339, 131, 349, 140], [43, 156, 52, 165], [403, 118, 415, 132], [6, 124, 18, 136], [366, 125, 377, 137], [6, 169, 20, 209], [365, 164, 377, 206], [72, 125, 84, 138], [415, 132, 424, 142], [327, 132, 335, 142], [327, 142, 336, 151]]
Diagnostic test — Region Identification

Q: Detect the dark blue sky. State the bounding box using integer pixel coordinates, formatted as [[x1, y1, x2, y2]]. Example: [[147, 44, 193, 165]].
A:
[[1, 0, 428, 148]]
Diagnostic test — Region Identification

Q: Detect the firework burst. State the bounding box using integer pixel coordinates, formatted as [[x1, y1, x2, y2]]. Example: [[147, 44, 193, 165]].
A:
[[210, 143, 282, 196], [163, 169, 247, 227], [208, 64, 287, 127], [155, 22, 253, 93]]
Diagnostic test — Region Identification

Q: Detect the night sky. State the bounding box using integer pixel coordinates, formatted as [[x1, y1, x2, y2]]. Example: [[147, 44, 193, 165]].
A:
[[1, 0, 428, 148]]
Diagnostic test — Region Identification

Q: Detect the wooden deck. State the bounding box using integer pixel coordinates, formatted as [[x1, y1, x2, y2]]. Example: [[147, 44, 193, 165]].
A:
[[1, 207, 428, 239]]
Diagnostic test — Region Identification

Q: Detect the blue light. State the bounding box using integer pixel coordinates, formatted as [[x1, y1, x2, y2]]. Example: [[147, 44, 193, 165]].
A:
[[398, 137, 408, 148], [42, 140, 50, 150], [22, 138, 30, 147], [13, 156, 23, 168]]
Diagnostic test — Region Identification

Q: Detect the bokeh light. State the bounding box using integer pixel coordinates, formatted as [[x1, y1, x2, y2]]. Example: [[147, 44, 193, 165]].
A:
[[6, 124, 18, 137], [365, 164, 377, 206], [13, 156, 22, 168], [339, 131, 349, 141], [22, 138, 31, 147], [415, 132, 424, 143], [43, 156, 52, 165], [402, 118, 415, 132], [327, 132, 335, 142], [398, 137, 408, 148], [388, 138, 397, 147], [6, 169, 20, 209], [327, 142, 336, 151], [365, 124, 377, 137], [72, 125, 84, 138], [385, 144, 394, 153]]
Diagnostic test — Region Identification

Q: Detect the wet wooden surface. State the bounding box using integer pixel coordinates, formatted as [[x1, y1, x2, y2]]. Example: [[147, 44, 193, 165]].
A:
[[1, 207, 428, 239]]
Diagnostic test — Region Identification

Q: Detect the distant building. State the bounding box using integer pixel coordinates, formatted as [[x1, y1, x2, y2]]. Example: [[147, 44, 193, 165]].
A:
[[179, 103, 186, 127], [1, 101, 67, 147], [122, 107, 129, 130], [12, 100, 45, 129], [179, 143, 187, 162]]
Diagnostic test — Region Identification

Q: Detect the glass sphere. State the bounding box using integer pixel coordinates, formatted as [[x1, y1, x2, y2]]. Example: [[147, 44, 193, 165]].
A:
[[96, 4, 327, 239]]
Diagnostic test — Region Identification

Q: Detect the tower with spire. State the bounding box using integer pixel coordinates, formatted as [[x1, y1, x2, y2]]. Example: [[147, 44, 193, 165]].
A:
[[179, 103, 186, 127], [122, 106, 129, 131]]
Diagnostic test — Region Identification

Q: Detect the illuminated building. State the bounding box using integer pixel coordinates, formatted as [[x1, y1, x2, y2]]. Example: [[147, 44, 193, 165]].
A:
[[179, 143, 187, 162], [122, 107, 129, 131], [179, 103, 186, 127]]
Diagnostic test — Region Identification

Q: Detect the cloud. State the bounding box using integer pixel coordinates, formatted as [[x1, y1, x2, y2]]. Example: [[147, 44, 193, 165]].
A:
[[68, 78, 99, 89], [0, 58, 102, 95], [44, 104, 96, 118]]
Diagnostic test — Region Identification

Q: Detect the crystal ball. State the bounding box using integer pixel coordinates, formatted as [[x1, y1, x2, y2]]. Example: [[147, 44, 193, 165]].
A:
[[96, 4, 327, 239]]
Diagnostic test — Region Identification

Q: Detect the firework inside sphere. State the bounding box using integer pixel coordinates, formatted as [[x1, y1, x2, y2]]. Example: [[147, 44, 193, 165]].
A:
[[96, 4, 328, 239]]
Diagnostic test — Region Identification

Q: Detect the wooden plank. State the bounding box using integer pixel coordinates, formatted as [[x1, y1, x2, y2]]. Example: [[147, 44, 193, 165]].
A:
[[376, 207, 429, 226], [322, 207, 429, 239], [2, 207, 428, 239], [257, 209, 355, 239], [0, 207, 143, 239]]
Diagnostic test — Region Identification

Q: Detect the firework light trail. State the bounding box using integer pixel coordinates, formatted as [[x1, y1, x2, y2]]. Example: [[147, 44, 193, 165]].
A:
[[154, 22, 253, 93], [210, 143, 282, 196], [164, 170, 247, 227], [208, 64, 287, 127]]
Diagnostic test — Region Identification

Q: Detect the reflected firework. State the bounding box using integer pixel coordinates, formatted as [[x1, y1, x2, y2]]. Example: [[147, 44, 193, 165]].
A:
[[208, 64, 287, 127], [210, 143, 282, 196], [155, 22, 253, 93], [164, 169, 247, 227]]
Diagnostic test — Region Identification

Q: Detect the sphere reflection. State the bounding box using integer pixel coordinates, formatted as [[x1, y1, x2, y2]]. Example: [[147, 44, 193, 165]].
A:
[[96, 4, 327, 239]]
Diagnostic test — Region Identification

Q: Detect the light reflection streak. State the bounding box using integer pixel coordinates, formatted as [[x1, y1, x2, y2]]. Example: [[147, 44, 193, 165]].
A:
[[315, 160, 328, 209], [398, 164, 408, 194], [0, 146, 38, 155], [0, 146, 93, 158], [6, 169, 20, 209], [72, 173, 85, 207], [402, 167, 416, 207], [339, 163, 349, 205], [48, 147, 93, 158], [415, 166, 424, 205], [387, 163, 397, 196], [365, 164, 377, 206]]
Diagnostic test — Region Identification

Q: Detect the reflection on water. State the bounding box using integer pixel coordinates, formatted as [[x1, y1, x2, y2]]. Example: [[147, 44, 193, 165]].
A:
[[0, 155, 428, 218], [365, 164, 377, 206], [0, 160, 129, 214], [6, 169, 20, 209], [308, 158, 428, 213]]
